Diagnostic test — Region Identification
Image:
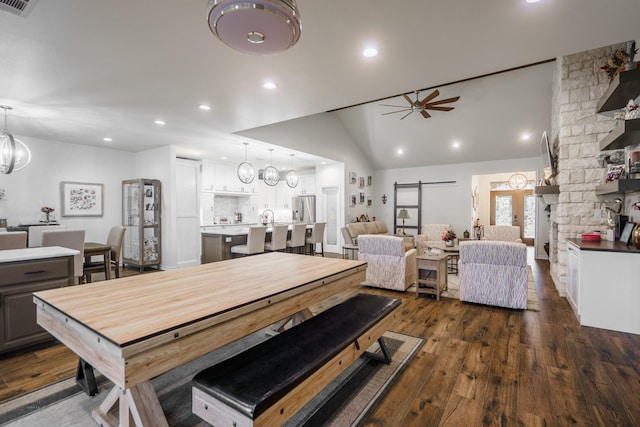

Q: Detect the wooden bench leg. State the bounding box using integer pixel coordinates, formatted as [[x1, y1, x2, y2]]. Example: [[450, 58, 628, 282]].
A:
[[92, 382, 169, 427]]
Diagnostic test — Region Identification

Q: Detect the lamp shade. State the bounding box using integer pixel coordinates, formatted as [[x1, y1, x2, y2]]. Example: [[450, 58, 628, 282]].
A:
[[397, 209, 410, 219]]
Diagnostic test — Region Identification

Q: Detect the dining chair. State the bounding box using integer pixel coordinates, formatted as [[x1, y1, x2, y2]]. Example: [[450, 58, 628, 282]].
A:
[[286, 223, 307, 254], [41, 229, 85, 284], [0, 231, 27, 250], [264, 224, 288, 252], [28, 225, 67, 247], [231, 226, 267, 257], [306, 222, 326, 256], [84, 226, 126, 283]]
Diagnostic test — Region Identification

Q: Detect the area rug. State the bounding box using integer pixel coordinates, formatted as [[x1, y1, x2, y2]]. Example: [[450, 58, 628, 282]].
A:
[[410, 266, 539, 311], [0, 330, 422, 427]]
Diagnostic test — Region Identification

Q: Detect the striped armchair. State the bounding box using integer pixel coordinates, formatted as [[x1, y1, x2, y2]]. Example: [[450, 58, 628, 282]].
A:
[[357, 235, 416, 292], [458, 240, 528, 309]]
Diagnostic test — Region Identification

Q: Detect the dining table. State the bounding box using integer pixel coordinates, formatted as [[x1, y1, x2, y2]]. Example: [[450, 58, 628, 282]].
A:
[[83, 242, 112, 280], [33, 252, 367, 426]]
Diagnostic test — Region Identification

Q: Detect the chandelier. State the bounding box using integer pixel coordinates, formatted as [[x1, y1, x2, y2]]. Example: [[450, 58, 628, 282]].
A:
[[0, 106, 31, 174], [237, 142, 255, 184], [508, 173, 528, 190], [263, 149, 280, 186], [285, 153, 298, 188], [207, 0, 302, 55]]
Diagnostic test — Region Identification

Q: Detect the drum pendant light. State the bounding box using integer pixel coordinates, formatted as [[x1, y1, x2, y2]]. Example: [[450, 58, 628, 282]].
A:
[[0, 106, 31, 175], [207, 0, 302, 56], [237, 142, 255, 184]]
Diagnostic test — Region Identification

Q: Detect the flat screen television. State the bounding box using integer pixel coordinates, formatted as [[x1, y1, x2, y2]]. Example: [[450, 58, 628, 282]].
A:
[[540, 131, 557, 185]]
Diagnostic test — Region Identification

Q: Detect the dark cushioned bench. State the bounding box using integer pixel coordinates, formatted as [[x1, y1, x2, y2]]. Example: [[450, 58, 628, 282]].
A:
[[192, 292, 401, 427]]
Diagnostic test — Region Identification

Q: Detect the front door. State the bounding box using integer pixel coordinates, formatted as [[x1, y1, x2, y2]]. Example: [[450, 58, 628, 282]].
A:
[[490, 189, 535, 246]]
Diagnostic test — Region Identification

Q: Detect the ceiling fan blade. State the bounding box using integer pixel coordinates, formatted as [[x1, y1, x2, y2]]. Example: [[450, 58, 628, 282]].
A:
[[382, 109, 412, 115], [420, 110, 431, 119], [419, 89, 439, 106], [402, 94, 414, 105], [400, 110, 414, 120], [425, 96, 460, 106], [380, 104, 411, 108], [425, 106, 455, 111]]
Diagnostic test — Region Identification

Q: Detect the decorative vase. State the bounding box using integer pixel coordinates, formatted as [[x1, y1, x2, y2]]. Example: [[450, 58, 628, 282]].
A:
[[632, 224, 640, 249], [445, 239, 454, 247]]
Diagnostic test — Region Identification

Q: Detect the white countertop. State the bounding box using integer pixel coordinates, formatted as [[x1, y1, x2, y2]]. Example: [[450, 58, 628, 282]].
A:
[[0, 246, 80, 263]]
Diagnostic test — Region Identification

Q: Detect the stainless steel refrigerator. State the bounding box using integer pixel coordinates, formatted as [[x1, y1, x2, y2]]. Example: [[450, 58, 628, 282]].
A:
[[292, 195, 316, 224]]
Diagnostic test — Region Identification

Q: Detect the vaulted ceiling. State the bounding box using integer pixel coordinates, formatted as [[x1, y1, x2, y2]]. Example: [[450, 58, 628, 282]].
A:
[[1, 0, 639, 170]]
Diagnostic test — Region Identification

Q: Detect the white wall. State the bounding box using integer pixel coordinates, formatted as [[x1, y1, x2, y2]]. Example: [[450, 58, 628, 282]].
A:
[[375, 157, 542, 239], [135, 146, 176, 269], [0, 135, 135, 242]]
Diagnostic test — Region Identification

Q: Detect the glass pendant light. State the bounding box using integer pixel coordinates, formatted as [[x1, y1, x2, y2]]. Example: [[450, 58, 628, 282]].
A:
[[285, 153, 298, 188], [237, 142, 255, 184], [0, 105, 31, 174], [263, 148, 280, 186]]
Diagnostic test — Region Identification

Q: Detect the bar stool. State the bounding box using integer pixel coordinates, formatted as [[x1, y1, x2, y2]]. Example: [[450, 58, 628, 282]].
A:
[[231, 226, 267, 257], [306, 222, 325, 256], [286, 224, 307, 254], [264, 224, 288, 252], [0, 231, 27, 249]]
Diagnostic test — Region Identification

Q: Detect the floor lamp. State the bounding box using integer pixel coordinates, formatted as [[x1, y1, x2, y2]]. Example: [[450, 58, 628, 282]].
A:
[[397, 209, 410, 235]]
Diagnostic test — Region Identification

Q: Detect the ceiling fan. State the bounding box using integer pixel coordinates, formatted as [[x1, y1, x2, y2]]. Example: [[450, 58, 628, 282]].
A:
[[381, 89, 460, 119]]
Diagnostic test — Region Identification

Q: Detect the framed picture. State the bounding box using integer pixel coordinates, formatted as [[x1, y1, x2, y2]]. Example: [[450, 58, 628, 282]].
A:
[[359, 192, 365, 203], [61, 181, 104, 217], [349, 172, 357, 185], [359, 177, 365, 188], [367, 176, 372, 186], [620, 222, 636, 245], [367, 196, 372, 207], [350, 194, 356, 207]]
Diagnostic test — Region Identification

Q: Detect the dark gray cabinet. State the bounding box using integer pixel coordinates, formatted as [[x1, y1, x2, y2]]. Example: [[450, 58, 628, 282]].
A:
[[0, 256, 74, 354]]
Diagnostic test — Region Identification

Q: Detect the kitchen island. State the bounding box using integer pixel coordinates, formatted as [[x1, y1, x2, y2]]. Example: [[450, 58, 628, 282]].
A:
[[201, 224, 311, 263]]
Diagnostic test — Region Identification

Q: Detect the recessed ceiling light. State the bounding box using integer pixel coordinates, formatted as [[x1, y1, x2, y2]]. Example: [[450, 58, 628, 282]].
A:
[[263, 81, 277, 89], [321, 161, 326, 165], [103, 137, 112, 142], [521, 132, 531, 140], [397, 148, 404, 155], [362, 47, 378, 58], [525, 0, 541, 3], [199, 104, 211, 111], [221, 156, 227, 160], [452, 141, 460, 149], [154, 119, 166, 126]]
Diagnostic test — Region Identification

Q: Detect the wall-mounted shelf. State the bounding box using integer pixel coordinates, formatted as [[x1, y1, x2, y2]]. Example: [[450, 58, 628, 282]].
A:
[[597, 68, 640, 113], [534, 185, 559, 195], [599, 118, 640, 151], [595, 179, 640, 195]]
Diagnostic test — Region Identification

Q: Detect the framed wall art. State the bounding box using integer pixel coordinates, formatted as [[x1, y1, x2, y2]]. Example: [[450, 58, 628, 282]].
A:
[[359, 177, 365, 188], [349, 172, 357, 185], [359, 192, 365, 203], [367, 175, 372, 186], [350, 194, 356, 207], [61, 181, 104, 217]]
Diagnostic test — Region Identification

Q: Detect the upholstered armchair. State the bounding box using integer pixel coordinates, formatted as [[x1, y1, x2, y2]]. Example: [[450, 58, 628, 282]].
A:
[[416, 224, 451, 254], [458, 240, 528, 309], [481, 225, 522, 242], [357, 235, 416, 292], [345, 221, 389, 244]]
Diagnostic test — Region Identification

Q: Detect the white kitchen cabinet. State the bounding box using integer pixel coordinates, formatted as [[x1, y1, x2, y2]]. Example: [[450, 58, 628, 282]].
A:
[[566, 241, 580, 317], [295, 175, 316, 195], [201, 192, 215, 226], [214, 164, 236, 191], [567, 239, 640, 334], [202, 161, 216, 191]]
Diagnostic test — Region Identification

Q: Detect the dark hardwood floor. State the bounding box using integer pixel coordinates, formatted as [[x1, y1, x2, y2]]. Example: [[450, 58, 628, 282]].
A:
[[2, 256, 639, 426]]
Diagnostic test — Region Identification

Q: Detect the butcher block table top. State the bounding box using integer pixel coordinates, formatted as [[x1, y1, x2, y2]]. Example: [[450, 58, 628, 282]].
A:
[[33, 252, 367, 427]]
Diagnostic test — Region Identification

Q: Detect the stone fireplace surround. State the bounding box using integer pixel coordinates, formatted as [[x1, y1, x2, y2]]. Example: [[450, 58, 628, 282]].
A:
[[549, 41, 640, 296]]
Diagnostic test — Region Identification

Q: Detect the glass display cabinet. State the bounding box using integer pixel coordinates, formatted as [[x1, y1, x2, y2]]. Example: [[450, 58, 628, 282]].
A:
[[122, 179, 161, 271]]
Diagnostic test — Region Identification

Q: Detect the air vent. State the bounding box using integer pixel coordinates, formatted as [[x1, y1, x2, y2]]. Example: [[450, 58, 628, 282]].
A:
[[0, 0, 39, 17]]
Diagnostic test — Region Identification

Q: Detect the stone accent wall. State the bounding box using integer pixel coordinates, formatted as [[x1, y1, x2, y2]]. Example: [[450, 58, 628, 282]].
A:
[[551, 42, 630, 295]]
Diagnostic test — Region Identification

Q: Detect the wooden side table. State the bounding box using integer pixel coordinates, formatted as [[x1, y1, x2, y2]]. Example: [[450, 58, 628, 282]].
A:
[[416, 253, 448, 300]]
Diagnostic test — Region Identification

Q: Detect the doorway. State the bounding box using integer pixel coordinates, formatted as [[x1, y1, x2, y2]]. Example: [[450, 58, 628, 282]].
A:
[[490, 189, 535, 245]]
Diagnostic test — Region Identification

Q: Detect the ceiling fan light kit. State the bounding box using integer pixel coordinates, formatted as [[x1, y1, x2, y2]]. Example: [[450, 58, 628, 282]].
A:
[[207, 0, 301, 55]]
